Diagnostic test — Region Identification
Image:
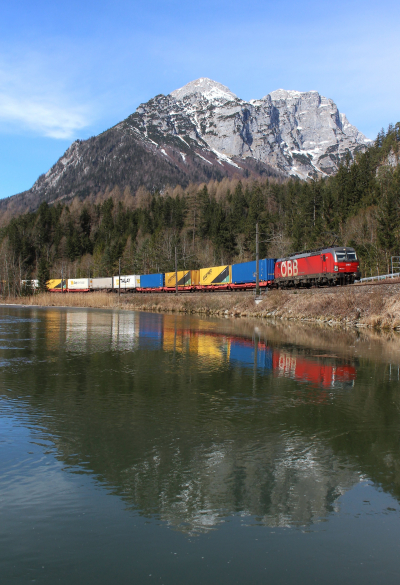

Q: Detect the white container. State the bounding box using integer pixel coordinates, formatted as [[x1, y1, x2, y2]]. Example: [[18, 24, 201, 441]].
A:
[[90, 277, 113, 290], [113, 275, 140, 289], [68, 278, 90, 290]]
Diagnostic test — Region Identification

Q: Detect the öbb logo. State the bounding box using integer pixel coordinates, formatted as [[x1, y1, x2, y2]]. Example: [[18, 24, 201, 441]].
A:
[[281, 260, 298, 278]]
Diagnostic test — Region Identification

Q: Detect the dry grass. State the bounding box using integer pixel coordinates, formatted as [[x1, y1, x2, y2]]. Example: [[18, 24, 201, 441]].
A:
[[2, 292, 118, 309], [2, 284, 400, 330]]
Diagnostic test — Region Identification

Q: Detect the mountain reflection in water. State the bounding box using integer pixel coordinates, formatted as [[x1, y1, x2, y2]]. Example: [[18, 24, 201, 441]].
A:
[[1, 307, 400, 535]]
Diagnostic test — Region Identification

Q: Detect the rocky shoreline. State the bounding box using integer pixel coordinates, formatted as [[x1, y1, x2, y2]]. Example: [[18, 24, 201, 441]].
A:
[[2, 281, 400, 330]]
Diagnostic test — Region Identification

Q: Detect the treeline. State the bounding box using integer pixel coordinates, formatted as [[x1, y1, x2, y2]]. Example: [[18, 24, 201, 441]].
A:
[[0, 123, 399, 295]]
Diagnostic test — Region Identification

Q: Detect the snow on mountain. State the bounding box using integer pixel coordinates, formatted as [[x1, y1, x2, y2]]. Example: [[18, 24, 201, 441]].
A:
[[170, 78, 237, 104], [130, 78, 371, 179]]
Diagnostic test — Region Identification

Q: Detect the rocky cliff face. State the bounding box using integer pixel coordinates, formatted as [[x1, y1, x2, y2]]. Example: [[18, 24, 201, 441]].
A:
[[127, 78, 371, 179], [1, 78, 371, 214]]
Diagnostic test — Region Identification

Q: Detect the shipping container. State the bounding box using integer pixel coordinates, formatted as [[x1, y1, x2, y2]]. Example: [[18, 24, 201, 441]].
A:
[[165, 270, 192, 287], [90, 277, 113, 290], [68, 278, 90, 290], [231, 259, 275, 284], [140, 273, 164, 288], [199, 265, 231, 286], [113, 275, 140, 289], [47, 279, 66, 291]]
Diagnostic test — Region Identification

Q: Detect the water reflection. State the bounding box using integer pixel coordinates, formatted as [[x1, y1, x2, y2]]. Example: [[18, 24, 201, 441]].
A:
[[61, 311, 358, 391], [273, 350, 356, 389], [1, 307, 400, 534]]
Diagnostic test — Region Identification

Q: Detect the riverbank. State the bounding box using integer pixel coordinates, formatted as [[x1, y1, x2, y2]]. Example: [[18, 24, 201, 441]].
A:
[[2, 281, 400, 329]]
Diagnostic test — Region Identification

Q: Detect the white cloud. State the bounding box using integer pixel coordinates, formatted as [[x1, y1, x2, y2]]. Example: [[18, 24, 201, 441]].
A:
[[0, 51, 93, 139], [0, 93, 90, 139]]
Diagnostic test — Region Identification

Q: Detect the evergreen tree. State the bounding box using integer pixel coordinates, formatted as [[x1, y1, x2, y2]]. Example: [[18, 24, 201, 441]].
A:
[[37, 258, 50, 292]]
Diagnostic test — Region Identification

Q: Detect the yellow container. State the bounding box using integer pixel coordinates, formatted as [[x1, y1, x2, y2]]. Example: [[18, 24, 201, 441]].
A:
[[165, 270, 192, 287], [47, 279, 65, 290], [199, 265, 231, 286]]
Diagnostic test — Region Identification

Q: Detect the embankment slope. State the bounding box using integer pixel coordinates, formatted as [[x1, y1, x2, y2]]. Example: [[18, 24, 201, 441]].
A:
[[2, 281, 400, 330]]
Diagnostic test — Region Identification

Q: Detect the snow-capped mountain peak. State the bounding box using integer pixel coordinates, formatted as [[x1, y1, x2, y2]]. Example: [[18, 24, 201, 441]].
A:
[[170, 78, 237, 103]]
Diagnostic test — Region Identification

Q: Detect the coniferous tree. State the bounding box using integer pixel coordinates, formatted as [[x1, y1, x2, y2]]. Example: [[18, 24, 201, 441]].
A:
[[37, 258, 50, 292]]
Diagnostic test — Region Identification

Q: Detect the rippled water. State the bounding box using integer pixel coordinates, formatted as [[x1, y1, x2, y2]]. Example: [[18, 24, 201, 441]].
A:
[[1, 306, 400, 584]]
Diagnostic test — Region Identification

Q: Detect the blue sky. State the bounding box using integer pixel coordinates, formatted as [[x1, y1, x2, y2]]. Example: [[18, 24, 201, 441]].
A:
[[1, 0, 399, 199]]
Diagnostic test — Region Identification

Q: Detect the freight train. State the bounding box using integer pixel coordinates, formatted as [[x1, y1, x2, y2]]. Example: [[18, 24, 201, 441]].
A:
[[26, 246, 360, 293]]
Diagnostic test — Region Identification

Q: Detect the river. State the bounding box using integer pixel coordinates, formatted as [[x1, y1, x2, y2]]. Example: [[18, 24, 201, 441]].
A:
[[1, 306, 400, 584]]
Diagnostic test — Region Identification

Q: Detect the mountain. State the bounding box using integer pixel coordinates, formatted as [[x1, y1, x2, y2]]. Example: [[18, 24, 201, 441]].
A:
[[1, 78, 371, 215]]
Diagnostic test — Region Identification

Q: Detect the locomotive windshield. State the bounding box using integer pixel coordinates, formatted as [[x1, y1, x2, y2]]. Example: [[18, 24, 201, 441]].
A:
[[335, 251, 357, 262]]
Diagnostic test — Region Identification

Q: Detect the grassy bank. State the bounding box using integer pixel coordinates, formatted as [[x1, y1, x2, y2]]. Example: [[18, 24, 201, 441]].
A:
[[2, 282, 400, 330]]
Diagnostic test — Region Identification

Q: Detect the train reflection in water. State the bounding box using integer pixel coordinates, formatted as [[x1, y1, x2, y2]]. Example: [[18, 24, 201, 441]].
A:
[[273, 351, 356, 390], [62, 311, 356, 390], [160, 314, 356, 390]]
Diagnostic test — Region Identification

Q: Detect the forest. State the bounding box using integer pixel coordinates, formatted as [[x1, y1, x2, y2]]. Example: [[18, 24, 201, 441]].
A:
[[0, 123, 399, 295]]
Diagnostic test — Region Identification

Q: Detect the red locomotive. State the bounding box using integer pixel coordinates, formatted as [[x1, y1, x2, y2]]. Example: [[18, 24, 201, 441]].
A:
[[274, 246, 361, 287]]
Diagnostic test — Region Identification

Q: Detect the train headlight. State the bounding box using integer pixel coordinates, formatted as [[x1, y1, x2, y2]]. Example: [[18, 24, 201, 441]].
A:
[[334, 266, 338, 272]]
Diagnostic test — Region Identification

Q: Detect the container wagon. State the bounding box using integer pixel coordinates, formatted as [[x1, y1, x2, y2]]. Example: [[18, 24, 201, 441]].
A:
[[90, 277, 113, 291], [164, 270, 200, 289], [113, 275, 140, 290], [165, 270, 191, 288], [199, 265, 231, 289], [139, 273, 165, 291], [47, 279, 66, 292], [231, 259, 275, 287], [68, 278, 90, 291]]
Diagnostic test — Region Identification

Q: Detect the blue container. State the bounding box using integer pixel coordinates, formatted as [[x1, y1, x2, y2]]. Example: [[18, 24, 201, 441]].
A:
[[140, 273, 165, 288], [231, 259, 275, 284]]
